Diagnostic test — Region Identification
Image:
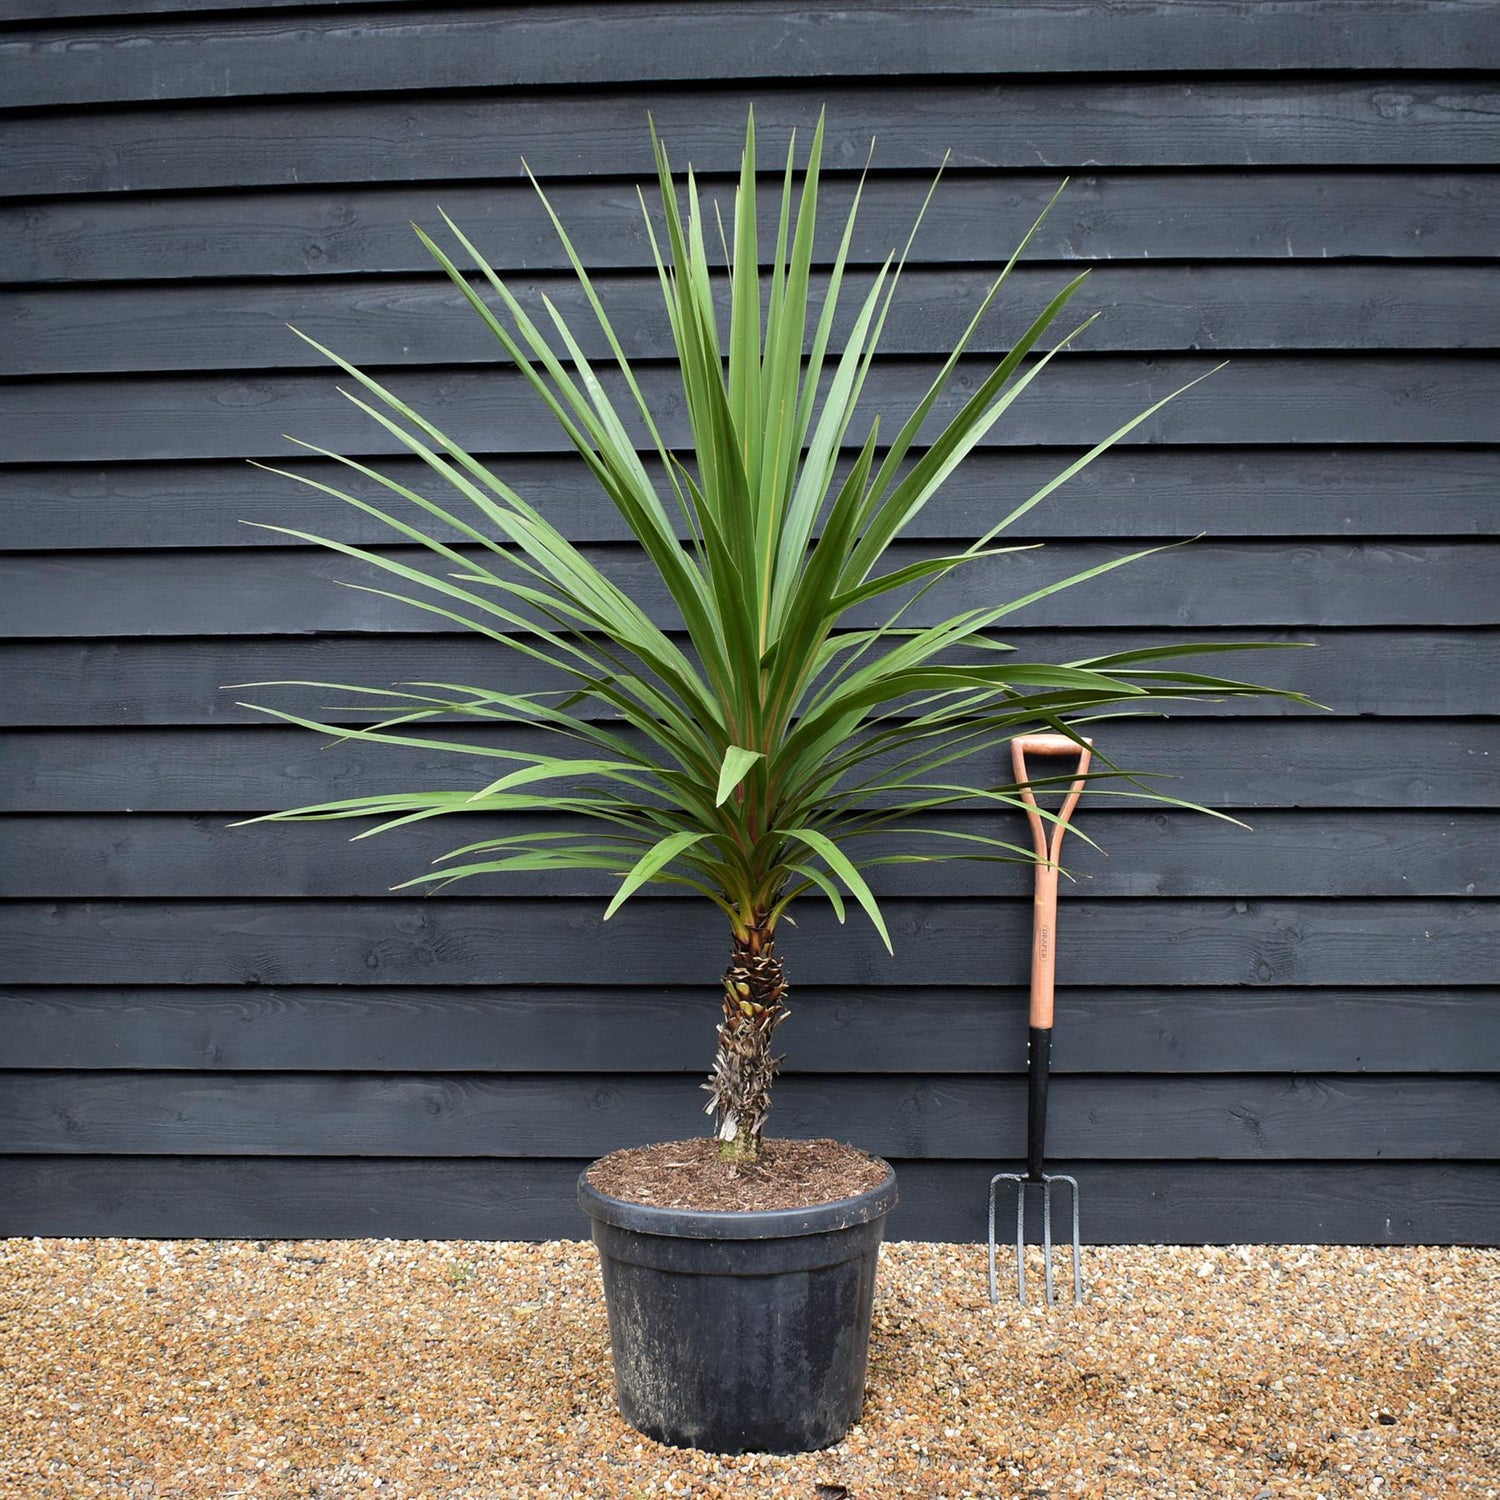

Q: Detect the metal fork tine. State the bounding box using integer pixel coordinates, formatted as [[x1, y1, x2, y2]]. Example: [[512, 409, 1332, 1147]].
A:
[[986, 1175, 998, 1302], [988, 1171, 1014, 1304], [1042, 1178, 1056, 1305], [1064, 1174, 1084, 1303], [1015, 1176, 1027, 1304]]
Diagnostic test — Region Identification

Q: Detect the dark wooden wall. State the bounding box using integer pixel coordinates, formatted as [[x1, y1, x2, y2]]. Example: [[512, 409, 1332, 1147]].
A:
[[1, 1, 1496, 1244]]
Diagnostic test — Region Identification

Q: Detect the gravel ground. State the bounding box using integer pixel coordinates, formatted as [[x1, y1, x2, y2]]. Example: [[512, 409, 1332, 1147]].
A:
[[1, 1238, 1494, 1499]]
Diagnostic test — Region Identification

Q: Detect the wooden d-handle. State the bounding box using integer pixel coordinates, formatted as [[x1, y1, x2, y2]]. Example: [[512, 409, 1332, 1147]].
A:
[[1010, 734, 1092, 1029]]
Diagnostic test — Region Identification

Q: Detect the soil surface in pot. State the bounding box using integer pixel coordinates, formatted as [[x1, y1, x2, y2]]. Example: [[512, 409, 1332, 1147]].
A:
[[586, 1136, 887, 1212]]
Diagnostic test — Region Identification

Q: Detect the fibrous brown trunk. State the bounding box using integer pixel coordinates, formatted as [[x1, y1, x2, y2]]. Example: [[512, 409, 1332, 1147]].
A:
[[703, 919, 788, 1162]]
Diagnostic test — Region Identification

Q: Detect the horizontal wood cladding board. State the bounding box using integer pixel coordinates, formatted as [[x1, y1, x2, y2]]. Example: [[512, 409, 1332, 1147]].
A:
[[10, 448, 1497, 551], [8, 82, 1498, 200], [10, 443, 1497, 554], [0, 630, 1483, 725], [1, 1070, 1492, 1160], [36, 263, 1500, 378], [6, 356, 1497, 464], [10, 172, 1496, 283], [4, 811, 1493, 900], [7, 541, 1494, 638], [2, 1156, 1494, 1244], [3, 986, 1492, 1075], [2, 897, 1494, 987], [9, 2, 1498, 108], [892, 1161, 1500, 1246], [18, 265, 1500, 379], [7, 0, 404, 17], [10, 720, 1496, 811]]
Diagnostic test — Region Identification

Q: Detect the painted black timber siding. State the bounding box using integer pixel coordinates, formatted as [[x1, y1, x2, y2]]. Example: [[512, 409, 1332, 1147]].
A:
[[1, 1, 1496, 1243]]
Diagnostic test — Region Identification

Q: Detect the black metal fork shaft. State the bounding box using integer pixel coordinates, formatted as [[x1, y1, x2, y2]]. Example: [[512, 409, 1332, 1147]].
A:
[[1027, 1025, 1051, 1181]]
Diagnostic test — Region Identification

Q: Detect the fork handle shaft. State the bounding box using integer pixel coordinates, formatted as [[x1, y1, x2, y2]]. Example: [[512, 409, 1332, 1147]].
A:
[[1027, 1025, 1051, 1180], [1030, 863, 1060, 1028]]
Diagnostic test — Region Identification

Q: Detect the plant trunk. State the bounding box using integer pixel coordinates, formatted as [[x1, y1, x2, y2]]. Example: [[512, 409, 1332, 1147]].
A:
[[704, 918, 788, 1162]]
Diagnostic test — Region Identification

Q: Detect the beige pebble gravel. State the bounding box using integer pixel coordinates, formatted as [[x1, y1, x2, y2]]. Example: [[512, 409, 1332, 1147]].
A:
[[1, 1238, 1494, 1499]]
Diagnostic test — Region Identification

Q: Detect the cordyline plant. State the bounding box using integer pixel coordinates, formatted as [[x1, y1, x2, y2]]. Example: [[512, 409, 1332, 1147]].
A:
[[237, 112, 1307, 1164]]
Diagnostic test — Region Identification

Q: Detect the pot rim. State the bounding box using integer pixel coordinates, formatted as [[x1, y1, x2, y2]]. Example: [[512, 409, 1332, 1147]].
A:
[[577, 1158, 898, 1241]]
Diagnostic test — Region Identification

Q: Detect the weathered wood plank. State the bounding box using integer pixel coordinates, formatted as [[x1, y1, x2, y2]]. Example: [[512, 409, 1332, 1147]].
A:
[[1, 1070, 1491, 1160], [897, 1161, 1500, 1245], [9, 2, 1496, 110], [6, 540, 1493, 639], [9, 720, 1495, 812], [12, 264, 1495, 378], [3, 811, 1492, 900], [0, 1154, 592, 1242], [2, 1155, 1494, 1244], [0, 630, 1480, 726], [2, 985, 1491, 1075], [8, 82, 1497, 200], [9, 172, 1494, 283], [5, 0, 403, 18], [1, 897, 1493, 987], [4, 356, 1497, 464], [8, 447, 1495, 552]]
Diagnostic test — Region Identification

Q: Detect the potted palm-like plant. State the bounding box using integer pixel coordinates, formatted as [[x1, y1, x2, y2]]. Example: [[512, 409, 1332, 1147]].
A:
[[237, 111, 1304, 1453]]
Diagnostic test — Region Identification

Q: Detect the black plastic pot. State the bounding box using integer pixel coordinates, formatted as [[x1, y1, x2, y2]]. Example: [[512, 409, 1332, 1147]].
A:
[[578, 1160, 898, 1454]]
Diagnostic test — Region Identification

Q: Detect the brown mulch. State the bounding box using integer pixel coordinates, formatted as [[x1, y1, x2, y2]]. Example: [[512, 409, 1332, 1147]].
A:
[[2, 1238, 1496, 1499], [586, 1136, 888, 1212]]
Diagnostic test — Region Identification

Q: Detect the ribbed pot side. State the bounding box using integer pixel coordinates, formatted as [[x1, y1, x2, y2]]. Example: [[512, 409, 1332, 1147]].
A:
[[578, 1164, 898, 1454]]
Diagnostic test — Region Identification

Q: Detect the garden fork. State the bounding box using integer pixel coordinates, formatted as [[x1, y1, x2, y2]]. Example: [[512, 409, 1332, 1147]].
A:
[[988, 733, 1091, 1306]]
